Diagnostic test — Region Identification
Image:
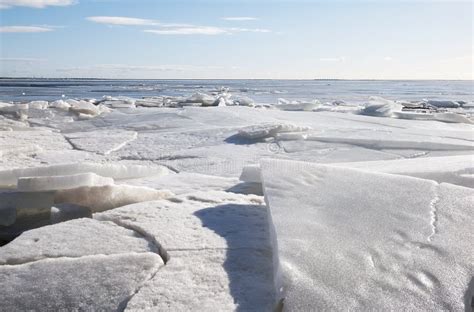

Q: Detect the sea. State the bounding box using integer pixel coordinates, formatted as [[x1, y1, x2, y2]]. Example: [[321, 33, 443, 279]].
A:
[[0, 78, 472, 104]]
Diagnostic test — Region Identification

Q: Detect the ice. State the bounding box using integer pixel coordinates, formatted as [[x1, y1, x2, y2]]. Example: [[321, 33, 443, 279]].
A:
[[17, 172, 114, 191], [94, 191, 275, 309], [49, 100, 71, 110], [0, 218, 155, 265], [360, 96, 403, 117], [427, 100, 461, 108], [0, 253, 163, 311], [27, 101, 48, 110], [275, 98, 320, 111], [240, 155, 474, 187], [0, 163, 171, 187], [239, 164, 262, 183], [236, 123, 312, 140], [433, 112, 473, 124], [68, 100, 100, 116], [55, 184, 174, 213], [261, 159, 473, 311], [181, 92, 218, 107], [64, 130, 138, 155]]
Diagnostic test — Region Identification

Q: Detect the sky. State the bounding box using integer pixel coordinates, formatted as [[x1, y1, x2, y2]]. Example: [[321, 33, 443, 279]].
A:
[[0, 0, 472, 79]]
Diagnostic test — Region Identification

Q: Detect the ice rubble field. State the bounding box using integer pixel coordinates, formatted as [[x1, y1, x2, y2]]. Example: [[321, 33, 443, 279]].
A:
[[0, 93, 473, 311]]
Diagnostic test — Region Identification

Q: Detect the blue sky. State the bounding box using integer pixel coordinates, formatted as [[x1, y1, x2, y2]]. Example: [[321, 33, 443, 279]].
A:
[[0, 0, 472, 79]]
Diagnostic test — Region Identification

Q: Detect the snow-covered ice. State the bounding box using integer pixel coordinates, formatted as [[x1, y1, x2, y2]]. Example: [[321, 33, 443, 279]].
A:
[[0, 92, 472, 311], [261, 159, 473, 311]]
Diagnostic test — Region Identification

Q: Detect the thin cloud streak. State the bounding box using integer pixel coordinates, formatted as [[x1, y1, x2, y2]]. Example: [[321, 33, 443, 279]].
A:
[[0, 26, 54, 33], [86, 16, 159, 26], [0, 0, 76, 9], [221, 17, 259, 21]]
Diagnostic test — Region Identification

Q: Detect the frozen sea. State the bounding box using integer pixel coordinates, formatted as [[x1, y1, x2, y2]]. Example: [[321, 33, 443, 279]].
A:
[[0, 78, 473, 311], [0, 78, 472, 103]]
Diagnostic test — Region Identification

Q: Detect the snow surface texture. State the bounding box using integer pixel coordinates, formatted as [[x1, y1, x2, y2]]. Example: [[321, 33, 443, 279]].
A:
[[0, 94, 473, 311], [261, 159, 473, 311]]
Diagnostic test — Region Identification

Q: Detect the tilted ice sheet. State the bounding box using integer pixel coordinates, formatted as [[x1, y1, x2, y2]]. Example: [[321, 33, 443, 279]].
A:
[[261, 159, 473, 311], [241, 155, 474, 188]]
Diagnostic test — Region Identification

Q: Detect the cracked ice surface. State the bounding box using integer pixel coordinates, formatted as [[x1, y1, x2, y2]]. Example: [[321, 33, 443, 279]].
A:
[[261, 159, 474, 311], [0, 98, 473, 311]]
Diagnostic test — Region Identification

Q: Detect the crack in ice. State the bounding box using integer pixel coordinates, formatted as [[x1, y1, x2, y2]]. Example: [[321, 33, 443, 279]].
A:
[[428, 184, 441, 242]]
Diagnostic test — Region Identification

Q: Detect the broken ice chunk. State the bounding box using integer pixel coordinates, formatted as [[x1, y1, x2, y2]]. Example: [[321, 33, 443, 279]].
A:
[[17, 173, 114, 192]]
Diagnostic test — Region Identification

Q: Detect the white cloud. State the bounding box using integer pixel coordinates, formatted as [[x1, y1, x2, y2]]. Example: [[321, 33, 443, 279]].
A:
[[86, 16, 159, 26], [383, 56, 393, 61], [0, 26, 54, 33], [145, 26, 270, 35], [0, 0, 75, 9], [145, 26, 229, 35], [319, 56, 346, 62], [221, 17, 259, 21]]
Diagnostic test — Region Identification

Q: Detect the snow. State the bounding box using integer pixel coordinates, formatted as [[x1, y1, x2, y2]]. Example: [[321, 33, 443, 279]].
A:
[[260, 159, 473, 311]]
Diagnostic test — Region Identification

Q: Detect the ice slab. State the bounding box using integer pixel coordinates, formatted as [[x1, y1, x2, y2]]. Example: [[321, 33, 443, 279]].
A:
[[0, 163, 170, 187], [17, 172, 114, 191], [241, 155, 474, 188], [0, 218, 155, 265], [126, 249, 275, 311], [95, 192, 275, 309], [360, 96, 402, 117], [0, 253, 163, 311], [236, 123, 311, 140], [261, 159, 474, 311], [55, 184, 174, 213]]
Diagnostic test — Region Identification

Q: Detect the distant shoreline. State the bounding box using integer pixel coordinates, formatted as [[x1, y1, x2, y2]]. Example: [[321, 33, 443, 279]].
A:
[[0, 77, 472, 82]]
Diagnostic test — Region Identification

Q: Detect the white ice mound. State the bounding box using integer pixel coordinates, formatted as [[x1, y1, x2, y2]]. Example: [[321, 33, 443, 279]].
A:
[[261, 159, 474, 311], [237, 123, 312, 140], [360, 96, 403, 117], [68, 100, 100, 116], [433, 112, 473, 124], [0, 163, 170, 187], [27, 101, 48, 110], [0, 218, 155, 265], [55, 184, 174, 212], [275, 98, 320, 111], [17, 173, 114, 192], [180, 92, 218, 107]]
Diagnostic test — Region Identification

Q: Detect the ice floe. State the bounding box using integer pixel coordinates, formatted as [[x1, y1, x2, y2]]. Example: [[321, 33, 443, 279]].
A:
[[261, 159, 473, 311]]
